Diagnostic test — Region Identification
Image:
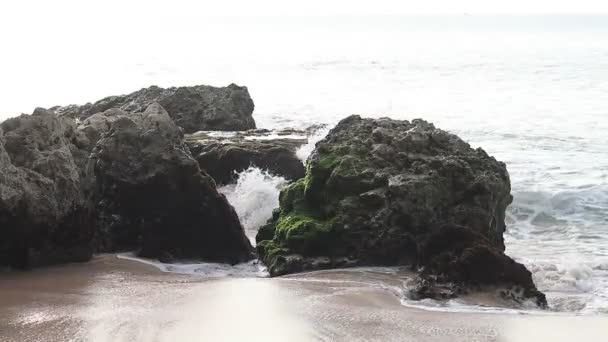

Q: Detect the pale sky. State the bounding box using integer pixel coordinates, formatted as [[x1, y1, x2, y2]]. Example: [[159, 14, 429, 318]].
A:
[[1, 0, 608, 20], [1, 0, 607, 117], [1, 1, 607, 36]]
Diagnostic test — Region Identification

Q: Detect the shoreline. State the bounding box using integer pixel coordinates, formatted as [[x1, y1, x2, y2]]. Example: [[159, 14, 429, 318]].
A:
[[0, 255, 605, 342]]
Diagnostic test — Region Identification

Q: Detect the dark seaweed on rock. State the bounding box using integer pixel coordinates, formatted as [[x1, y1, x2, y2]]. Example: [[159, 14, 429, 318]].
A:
[[256, 115, 546, 307]]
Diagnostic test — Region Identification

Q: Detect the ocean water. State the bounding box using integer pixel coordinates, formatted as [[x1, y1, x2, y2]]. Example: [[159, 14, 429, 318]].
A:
[[222, 15, 608, 315], [2, 15, 607, 314]]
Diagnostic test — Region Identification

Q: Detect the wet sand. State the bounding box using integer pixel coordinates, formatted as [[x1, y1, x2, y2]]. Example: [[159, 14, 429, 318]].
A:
[[0, 255, 606, 342]]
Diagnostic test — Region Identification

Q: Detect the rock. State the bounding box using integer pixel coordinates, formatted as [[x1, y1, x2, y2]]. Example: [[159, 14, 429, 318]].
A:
[[256, 115, 545, 307], [76, 108, 127, 150], [51, 103, 92, 119], [412, 223, 546, 307], [0, 109, 95, 268], [90, 103, 254, 263], [52, 84, 256, 133], [185, 130, 307, 185]]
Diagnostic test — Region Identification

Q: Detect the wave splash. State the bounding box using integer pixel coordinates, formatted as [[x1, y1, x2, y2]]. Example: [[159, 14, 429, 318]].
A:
[[296, 126, 331, 162], [219, 167, 287, 243], [506, 186, 608, 314]]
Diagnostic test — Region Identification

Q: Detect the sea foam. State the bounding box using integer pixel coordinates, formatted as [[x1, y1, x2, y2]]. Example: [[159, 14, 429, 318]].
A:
[[218, 167, 287, 243]]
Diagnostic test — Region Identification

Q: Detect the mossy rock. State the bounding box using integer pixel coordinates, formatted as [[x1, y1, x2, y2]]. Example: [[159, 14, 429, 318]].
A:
[[255, 115, 545, 307]]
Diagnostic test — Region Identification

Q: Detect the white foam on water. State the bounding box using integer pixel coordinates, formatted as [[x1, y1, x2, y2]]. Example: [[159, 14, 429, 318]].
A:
[[282, 267, 559, 315], [218, 167, 287, 243], [296, 126, 331, 162], [505, 186, 608, 315], [191, 131, 238, 138], [244, 133, 307, 141], [398, 297, 557, 315], [117, 253, 269, 278]]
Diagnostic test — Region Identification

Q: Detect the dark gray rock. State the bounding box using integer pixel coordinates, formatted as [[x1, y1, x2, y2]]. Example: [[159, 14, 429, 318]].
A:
[[76, 108, 127, 150], [256, 115, 546, 307], [90, 103, 254, 263], [0, 109, 95, 268], [53, 84, 256, 133], [185, 130, 307, 185], [1, 102, 257, 269]]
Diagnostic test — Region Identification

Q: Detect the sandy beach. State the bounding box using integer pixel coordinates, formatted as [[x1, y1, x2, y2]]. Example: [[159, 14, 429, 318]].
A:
[[0, 255, 605, 342]]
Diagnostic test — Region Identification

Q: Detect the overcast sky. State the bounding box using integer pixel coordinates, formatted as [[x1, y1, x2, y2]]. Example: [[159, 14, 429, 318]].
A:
[[1, 0, 608, 20], [2, 0, 606, 44], [1, 0, 607, 117]]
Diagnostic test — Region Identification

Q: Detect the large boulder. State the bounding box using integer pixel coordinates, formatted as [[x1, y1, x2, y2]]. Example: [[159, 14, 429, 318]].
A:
[[256, 115, 546, 307], [53, 84, 256, 133], [186, 130, 307, 185], [90, 103, 254, 263], [0, 109, 95, 268]]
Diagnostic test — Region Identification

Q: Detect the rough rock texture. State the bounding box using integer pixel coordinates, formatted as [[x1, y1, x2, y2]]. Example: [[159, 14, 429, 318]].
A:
[[1, 101, 257, 269], [186, 130, 307, 185], [90, 103, 254, 263], [256, 115, 546, 307], [76, 108, 127, 150], [0, 109, 95, 268], [52, 84, 256, 133], [409, 223, 544, 305]]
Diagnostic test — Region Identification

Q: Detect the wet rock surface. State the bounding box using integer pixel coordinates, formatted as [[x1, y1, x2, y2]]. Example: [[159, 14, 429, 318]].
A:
[[185, 129, 308, 184], [52, 83, 256, 133], [256, 115, 546, 307], [90, 104, 254, 263]]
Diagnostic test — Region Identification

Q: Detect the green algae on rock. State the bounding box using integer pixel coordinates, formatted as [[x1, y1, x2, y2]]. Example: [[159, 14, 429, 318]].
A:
[[256, 115, 546, 307]]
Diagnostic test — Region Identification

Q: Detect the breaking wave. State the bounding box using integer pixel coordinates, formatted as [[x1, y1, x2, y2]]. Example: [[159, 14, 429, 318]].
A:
[[505, 186, 608, 314], [296, 126, 331, 162], [219, 167, 287, 243]]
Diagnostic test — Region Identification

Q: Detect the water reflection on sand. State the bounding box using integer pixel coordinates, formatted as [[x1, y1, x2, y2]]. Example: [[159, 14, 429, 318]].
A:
[[0, 255, 606, 342]]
